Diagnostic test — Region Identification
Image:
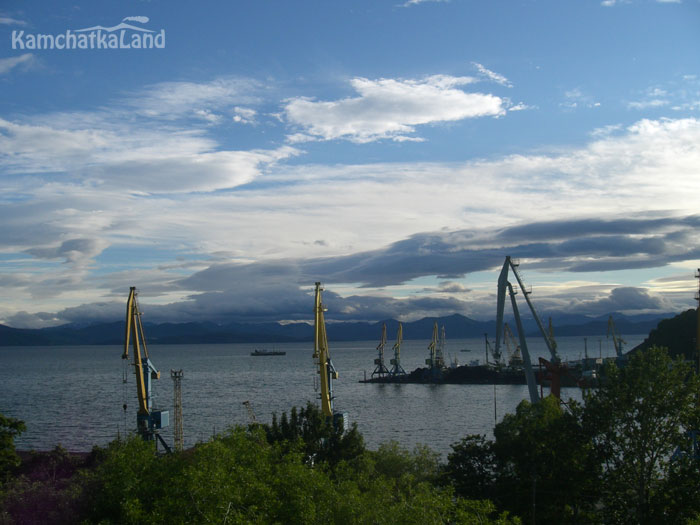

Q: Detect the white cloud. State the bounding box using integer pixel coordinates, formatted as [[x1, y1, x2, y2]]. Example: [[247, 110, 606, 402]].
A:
[[399, 0, 449, 7], [561, 88, 600, 110], [473, 62, 512, 87], [508, 102, 534, 112], [628, 99, 668, 110], [284, 75, 505, 143], [233, 106, 257, 124], [0, 53, 35, 74], [590, 123, 623, 137], [123, 77, 262, 122], [0, 17, 26, 26], [0, 115, 299, 193]]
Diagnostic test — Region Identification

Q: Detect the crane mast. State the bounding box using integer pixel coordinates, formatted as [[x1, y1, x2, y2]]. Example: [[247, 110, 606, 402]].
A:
[[122, 287, 170, 450], [312, 282, 344, 427]]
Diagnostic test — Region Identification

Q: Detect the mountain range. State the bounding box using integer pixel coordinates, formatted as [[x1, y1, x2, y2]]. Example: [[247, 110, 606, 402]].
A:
[[0, 311, 674, 346]]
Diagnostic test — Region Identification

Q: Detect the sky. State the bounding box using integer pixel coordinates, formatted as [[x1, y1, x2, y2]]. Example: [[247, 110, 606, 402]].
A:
[[1, 0, 700, 329]]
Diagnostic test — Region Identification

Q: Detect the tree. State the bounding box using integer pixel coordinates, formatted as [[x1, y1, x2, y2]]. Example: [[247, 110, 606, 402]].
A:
[[442, 434, 496, 501], [582, 346, 700, 524], [263, 402, 365, 467], [491, 395, 600, 524], [0, 413, 26, 481]]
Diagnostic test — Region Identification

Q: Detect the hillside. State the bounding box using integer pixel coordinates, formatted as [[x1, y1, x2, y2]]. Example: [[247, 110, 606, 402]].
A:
[[630, 308, 698, 360]]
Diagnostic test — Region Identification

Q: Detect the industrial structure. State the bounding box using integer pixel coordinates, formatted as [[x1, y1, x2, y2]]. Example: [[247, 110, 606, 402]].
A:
[[371, 323, 390, 379], [312, 282, 345, 429], [503, 322, 523, 367], [389, 323, 406, 377], [425, 322, 442, 369], [607, 315, 626, 363], [122, 287, 170, 451], [494, 256, 562, 402], [170, 369, 184, 452], [438, 325, 447, 369]]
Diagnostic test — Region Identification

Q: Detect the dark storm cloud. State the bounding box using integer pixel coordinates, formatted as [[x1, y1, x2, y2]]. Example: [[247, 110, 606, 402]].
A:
[[18, 213, 696, 327], [494, 215, 700, 243], [566, 287, 671, 316], [293, 214, 700, 287]]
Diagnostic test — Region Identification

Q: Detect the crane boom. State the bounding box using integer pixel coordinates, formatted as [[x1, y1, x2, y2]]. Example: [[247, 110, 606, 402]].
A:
[[313, 282, 339, 419]]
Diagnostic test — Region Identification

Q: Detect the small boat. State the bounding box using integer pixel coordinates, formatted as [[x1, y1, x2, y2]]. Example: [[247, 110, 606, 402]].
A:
[[251, 348, 286, 356]]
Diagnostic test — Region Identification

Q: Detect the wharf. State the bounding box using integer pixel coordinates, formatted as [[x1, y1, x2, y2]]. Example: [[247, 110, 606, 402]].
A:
[[360, 363, 528, 385]]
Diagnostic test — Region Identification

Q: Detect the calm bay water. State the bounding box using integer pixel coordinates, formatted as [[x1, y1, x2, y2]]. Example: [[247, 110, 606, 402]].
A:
[[0, 334, 645, 456]]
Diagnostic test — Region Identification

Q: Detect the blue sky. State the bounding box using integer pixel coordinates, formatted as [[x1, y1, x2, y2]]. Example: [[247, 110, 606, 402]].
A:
[[1, 0, 700, 328]]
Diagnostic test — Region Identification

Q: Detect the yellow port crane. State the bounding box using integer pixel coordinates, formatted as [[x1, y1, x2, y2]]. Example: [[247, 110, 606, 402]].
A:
[[607, 315, 626, 361], [122, 287, 170, 451], [390, 323, 406, 376], [372, 323, 390, 378], [312, 282, 345, 428]]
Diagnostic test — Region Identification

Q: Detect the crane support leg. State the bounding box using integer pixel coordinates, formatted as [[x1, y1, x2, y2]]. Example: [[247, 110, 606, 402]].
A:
[[508, 282, 539, 404]]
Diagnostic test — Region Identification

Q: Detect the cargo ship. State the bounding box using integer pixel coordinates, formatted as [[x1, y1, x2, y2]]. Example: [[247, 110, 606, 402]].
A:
[[251, 348, 286, 356]]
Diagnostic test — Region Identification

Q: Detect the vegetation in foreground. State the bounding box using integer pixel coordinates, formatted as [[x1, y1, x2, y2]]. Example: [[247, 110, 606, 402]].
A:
[[1, 346, 700, 524]]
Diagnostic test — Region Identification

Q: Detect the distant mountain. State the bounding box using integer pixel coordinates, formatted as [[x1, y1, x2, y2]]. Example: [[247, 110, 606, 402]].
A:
[[0, 311, 676, 346], [541, 313, 670, 338]]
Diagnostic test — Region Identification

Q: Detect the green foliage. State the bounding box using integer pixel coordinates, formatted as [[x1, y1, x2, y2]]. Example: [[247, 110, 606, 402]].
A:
[[442, 434, 496, 501], [0, 413, 26, 481], [583, 346, 700, 524], [444, 346, 700, 525], [1, 446, 87, 524], [492, 395, 600, 524], [263, 401, 365, 467], [74, 426, 516, 524]]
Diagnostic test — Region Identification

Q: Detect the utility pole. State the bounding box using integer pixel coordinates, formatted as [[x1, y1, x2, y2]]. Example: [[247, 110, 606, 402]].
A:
[[171, 369, 184, 452]]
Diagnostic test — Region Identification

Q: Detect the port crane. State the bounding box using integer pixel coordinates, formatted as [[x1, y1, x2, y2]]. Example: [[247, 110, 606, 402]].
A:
[[438, 325, 447, 368], [122, 287, 170, 451], [372, 323, 390, 378], [389, 323, 406, 376], [312, 282, 345, 429], [425, 321, 445, 371], [607, 315, 626, 362], [495, 256, 562, 402]]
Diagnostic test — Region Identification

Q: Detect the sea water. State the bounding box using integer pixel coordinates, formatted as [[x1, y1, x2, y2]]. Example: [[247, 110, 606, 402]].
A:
[[0, 334, 645, 456]]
